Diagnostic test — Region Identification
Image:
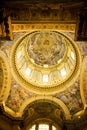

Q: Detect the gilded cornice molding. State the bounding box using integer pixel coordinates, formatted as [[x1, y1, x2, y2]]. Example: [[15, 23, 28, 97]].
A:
[[0, 50, 11, 104], [80, 56, 87, 108]]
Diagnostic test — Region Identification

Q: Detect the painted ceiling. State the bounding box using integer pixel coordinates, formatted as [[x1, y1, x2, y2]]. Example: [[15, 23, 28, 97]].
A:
[[0, 30, 87, 120], [9, 30, 81, 95]]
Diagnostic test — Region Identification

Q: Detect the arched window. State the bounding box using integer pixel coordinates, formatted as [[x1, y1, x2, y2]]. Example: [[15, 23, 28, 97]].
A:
[[30, 124, 57, 130]]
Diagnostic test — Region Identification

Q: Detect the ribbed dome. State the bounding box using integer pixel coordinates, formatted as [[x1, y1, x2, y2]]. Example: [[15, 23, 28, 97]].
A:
[[10, 30, 81, 94]]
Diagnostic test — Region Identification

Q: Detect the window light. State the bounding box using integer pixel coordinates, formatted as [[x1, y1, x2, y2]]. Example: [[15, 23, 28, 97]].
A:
[[30, 58, 35, 63], [43, 64, 48, 68], [25, 68, 31, 76], [30, 125, 36, 130], [43, 75, 49, 82], [17, 51, 22, 59], [61, 68, 66, 77], [39, 124, 49, 130], [71, 52, 75, 60], [57, 59, 62, 64], [52, 126, 56, 130]]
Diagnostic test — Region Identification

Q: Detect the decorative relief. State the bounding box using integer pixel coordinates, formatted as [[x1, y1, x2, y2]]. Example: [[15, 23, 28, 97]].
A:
[[9, 7, 77, 22], [55, 109, 64, 120], [34, 102, 53, 115], [12, 24, 76, 32], [27, 107, 35, 118]]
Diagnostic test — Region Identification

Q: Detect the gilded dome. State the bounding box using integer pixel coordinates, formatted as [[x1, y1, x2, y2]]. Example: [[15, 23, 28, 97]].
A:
[[10, 30, 81, 94]]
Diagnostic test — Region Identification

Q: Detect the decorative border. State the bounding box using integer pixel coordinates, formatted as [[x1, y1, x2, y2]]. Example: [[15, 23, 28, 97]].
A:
[[0, 50, 11, 104], [80, 56, 87, 108], [12, 23, 76, 32]]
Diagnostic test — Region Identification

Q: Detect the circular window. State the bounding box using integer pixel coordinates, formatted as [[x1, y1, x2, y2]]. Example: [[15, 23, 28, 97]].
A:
[[10, 30, 81, 94]]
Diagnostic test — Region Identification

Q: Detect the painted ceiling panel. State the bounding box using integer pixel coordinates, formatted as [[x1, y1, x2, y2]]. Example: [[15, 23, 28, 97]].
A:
[[0, 30, 86, 117]]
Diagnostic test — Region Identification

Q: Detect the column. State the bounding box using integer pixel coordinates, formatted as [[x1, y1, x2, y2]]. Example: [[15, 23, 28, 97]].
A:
[[35, 123, 38, 130], [49, 124, 52, 130]]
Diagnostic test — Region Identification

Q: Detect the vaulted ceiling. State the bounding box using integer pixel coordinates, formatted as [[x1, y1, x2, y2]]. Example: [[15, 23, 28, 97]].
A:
[[0, 1, 87, 130]]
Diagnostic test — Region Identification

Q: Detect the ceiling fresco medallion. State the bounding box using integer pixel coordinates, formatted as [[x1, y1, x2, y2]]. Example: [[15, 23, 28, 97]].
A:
[[10, 30, 81, 94], [27, 31, 66, 66]]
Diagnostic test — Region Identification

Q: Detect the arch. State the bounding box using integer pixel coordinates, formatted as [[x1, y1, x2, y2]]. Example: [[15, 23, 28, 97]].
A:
[[19, 95, 71, 120], [0, 50, 11, 103], [80, 56, 87, 108], [26, 118, 61, 130]]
